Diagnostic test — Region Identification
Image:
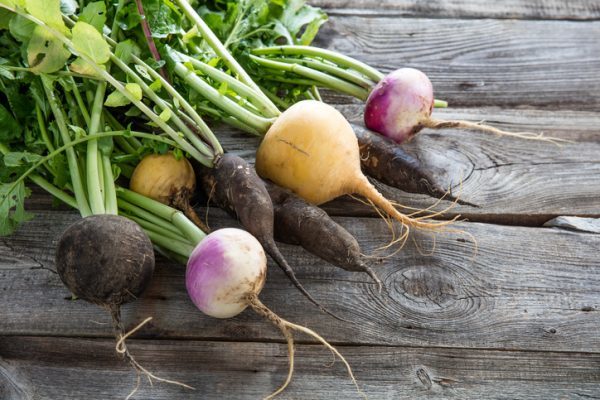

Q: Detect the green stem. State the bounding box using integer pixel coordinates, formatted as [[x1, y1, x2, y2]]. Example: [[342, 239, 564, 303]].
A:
[[36, 104, 55, 153], [29, 174, 78, 209], [108, 55, 215, 160], [117, 198, 182, 237], [173, 62, 274, 134], [69, 78, 91, 126], [87, 83, 108, 215], [250, 55, 369, 101], [179, 52, 280, 118], [41, 78, 92, 217], [101, 154, 118, 215], [253, 46, 385, 82], [3, 130, 178, 200], [273, 56, 375, 89], [117, 188, 206, 244], [174, 0, 274, 108], [434, 99, 448, 108], [144, 229, 195, 258], [125, 213, 192, 245], [133, 54, 223, 155]]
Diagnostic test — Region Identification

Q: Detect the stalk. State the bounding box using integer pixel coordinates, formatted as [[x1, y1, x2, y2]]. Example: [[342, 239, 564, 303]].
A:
[[86, 83, 108, 215], [117, 188, 206, 244], [41, 78, 92, 217], [273, 57, 375, 89], [173, 62, 274, 133], [250, 55, 369, 100], [253, 46, 385, 82], [179, 52, 280, 118], [174, 0, 274, 108]]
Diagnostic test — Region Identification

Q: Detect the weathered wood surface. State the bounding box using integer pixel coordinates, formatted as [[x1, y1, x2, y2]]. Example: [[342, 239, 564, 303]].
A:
[[2, 210, 600, 353], [2, 336, 600, 400], [2, 2, 600, 399], [313, 0, 600, 20], [313, 17, 600, 110]]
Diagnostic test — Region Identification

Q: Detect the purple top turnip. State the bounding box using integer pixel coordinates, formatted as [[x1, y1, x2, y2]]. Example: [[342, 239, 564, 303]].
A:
[[365, 68, 562, 144], [185, 227, 361, 398], [365, 68, 434, 143]]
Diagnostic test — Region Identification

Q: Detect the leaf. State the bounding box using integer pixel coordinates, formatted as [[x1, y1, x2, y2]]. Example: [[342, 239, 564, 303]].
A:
[[158, 108, 171, 122], [125, 83, 142, 100], [3, 151, 42, 166], [114, 39, 138, 64], [78, 1, 106, 33], [104, 83, 142, 107], [0, 103, 20, 142], [71, 21, 110, 64], [26, 25, 71, 73], [115, 2, 141, 31], [9, 13, 35, 42], [0, 8, 14, 30], [0, 0, 25, 9], [69, 57, 104, 77], [25, 0, 69, 34], [143, 0, 181, 38], [0, 180, 33, 236]]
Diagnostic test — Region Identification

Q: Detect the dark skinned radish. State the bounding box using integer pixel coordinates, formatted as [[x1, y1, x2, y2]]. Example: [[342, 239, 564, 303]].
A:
[[199, 153, 342, 320], [264, 180, 383, 290], [365, 68, 562, 144], [130, 153, 209, 232], [355, 126, 477, 207], [186, 228, 361, 399], [56, 215, 191, 392]]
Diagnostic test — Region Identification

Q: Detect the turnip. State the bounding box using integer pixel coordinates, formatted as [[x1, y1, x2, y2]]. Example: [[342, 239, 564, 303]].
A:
[[365, 68, 560, 144], [186, 228, 360, 398], [56, 214, 192, 393], [256, 100, 454, 237], [199, 154, 342, 320], [130, 152, 209, 232]]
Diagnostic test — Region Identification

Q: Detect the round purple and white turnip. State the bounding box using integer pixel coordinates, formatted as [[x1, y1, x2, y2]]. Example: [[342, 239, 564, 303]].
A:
[[364, 68, 434, 144], [184, 227, 360, 398], [186, 228, 267, 319]]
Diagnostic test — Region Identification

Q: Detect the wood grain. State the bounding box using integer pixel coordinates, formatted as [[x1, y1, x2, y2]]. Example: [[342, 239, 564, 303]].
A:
[[311, 0, 600, 20], [311, 17, 600, 110], [2, 210, 600, 353], [1, 336, 599, 400]]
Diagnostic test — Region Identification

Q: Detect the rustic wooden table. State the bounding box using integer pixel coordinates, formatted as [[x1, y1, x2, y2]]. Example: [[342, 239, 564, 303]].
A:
[[2, 1, 600, 399]]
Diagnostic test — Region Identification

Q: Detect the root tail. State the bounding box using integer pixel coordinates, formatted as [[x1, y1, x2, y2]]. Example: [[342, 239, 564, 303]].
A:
[[423, 118, 570, 145], [248, 296, 364, 400], [109, 306, 194, 398]]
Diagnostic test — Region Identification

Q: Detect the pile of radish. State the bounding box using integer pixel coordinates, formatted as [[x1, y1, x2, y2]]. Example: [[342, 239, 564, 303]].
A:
[[0, 0, 565, 398]]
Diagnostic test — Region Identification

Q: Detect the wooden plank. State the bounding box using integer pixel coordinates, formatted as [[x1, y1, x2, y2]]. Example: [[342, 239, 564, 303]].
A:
[[2, 210, 600, 353], [311, 0, 600, 20], [214, 106, 600, 224], [311, 17, 600, 110], [1, 336, 599, 400]]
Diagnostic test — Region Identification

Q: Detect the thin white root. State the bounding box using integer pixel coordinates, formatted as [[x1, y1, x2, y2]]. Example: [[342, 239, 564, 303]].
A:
[[248, 296, 365, 399], [424, 118, 572, 145], [110, 309, 195, 398]]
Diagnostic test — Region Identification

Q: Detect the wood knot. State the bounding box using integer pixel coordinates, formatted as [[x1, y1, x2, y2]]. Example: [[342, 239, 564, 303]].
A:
[[416, 367, 432, 389], [400, 266, 457, 307]]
